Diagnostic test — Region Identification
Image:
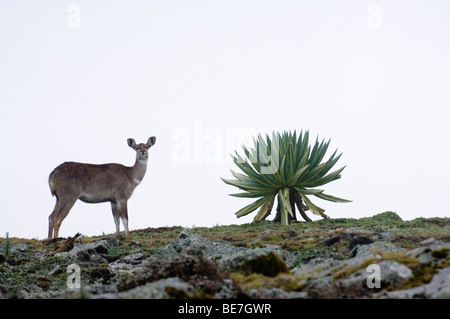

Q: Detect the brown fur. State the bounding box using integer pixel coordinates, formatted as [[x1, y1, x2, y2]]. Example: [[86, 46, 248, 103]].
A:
[[48, 137, 156, 239]]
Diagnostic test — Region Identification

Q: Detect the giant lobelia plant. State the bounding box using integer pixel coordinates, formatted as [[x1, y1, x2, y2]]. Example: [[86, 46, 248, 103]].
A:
[[221, 130, 351, 225]]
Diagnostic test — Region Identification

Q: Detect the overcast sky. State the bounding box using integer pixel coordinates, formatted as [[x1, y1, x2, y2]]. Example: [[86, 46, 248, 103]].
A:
[[1, 1, 449, 239]]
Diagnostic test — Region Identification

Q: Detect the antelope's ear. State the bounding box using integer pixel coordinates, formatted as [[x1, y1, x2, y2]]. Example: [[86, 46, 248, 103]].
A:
[[147, 136, 156, 147], [127, 138, 137, 148]]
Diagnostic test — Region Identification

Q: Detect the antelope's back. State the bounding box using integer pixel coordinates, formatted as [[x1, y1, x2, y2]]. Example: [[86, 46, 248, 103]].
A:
[[49, 162, 129, 195]]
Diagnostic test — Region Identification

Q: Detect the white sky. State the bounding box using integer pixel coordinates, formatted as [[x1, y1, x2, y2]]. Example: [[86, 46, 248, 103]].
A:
[[1, 1, 449, 239]]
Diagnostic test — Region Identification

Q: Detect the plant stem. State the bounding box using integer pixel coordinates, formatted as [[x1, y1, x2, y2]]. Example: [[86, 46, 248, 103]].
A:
[[295, 192, 313, 222], [289, 188, 298, 222], [273, 200, 281, 223], [273, 189, 298, 224]]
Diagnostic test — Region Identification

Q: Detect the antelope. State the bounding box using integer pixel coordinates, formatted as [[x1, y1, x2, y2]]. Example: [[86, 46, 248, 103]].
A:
[[48, 137, 156, 240]]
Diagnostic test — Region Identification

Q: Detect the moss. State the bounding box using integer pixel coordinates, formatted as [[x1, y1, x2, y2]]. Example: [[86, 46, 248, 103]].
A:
[[387, 264, 436, 291], [370, 249, 419, 267], [260, 233, 283, 242], [230, 272, 304, 292], [1, 213, 450, 298], [393, 258, 450, 292], [369, 211, 403, 223], [314, 218, 359, 226], [294, 247, 344, 267], [100, 241, 130, 262], [379, 249, 450, 291], [230, 273, 268, 291], [332, 257, 381, 280], [238, 251, 290, 277], [165, 286, 212, 299], [0, 255, 75, 294]]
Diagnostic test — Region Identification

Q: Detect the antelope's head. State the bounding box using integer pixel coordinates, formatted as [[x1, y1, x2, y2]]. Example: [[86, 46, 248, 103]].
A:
[[127, 136, 156, 161]]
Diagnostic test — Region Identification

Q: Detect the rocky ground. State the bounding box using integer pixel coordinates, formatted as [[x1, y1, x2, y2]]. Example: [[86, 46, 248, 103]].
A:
[[1, 211, 450, 299]]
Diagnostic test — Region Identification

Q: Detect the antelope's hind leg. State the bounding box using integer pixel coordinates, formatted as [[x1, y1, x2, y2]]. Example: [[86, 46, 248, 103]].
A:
[[48, 197, 77, 239]]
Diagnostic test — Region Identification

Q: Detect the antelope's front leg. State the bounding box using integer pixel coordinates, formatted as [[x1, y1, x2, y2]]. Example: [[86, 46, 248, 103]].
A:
[[119, 200, 130, 238], [111, 202, 121, 238]]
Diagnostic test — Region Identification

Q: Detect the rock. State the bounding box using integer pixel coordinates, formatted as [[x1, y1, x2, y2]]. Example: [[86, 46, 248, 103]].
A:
[[383, 267, 450, 299], [377, 260, 413, 285], [316, 258, 412, 298], [118, 253, 144, 264], [221, 249, 289, 277], [379, 232, 395, 240], [259, 244, 297, 269], [117, 277, 206, 299], [11, 243, 30, 253], [292, 257, 343, 276], [246, 288, 308, 299], [89, 267, 114, 285], [157, 228, 246, 261], [54, 247, 101, 263], [55, 239, 113, 263], [177, 229, 192, 239], [303, 276, 338, 299], [303, 227, 320, 234], [2, 216, 450, 300], [158, 228, 297, 269], [108, 261, 132, 272], [433, 287, 450, 299], [53, 251, 74, 259], [0, 284, 16, 299], [419, 238, 437, 245], [114, 257, 160, 291], [130, 240, 142, 247], [213, 279, 239, 299], [109, 253, 145, 271], [345, 227, 374, 235], [322, 233, 374, 252], [115, 250, 225, 294], [76, 240, 112, 255], [18, 285, 44, 299], [351, 241, 402, 257], [405, 242, 450, 265], [348, 236, 374, 251], [48, 265, 64, 277], [0, 243, 30, 254], [33, 252, 47, 261], [296, 243, 415, 299]]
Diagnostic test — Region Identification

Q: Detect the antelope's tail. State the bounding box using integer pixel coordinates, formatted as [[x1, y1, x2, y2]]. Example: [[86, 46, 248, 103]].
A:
[[49, 171, 57, 197]]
